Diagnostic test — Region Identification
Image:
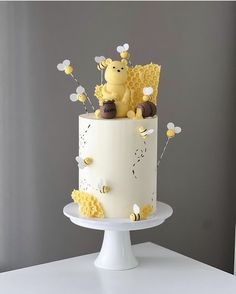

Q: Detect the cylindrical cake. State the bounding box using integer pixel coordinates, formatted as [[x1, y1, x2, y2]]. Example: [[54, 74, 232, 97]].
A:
[[78, 113, 157, 218]]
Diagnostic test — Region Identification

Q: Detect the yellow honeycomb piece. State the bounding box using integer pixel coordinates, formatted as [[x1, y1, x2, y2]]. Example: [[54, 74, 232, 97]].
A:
[[71, 189, 104, 218], [140, 204, 153, 219], [94, 84, 103, 105], [94, 63, 161, 110]]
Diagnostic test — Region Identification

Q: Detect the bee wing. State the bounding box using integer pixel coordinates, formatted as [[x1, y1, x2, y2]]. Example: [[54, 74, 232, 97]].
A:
[[76, 156, 85, 169], [143, 87, 153, 96], [146, 129, 154, 135], [70, 93, 78, 102], [95, 56, 105, 63], [174, 126, 182, 134], [133, 204, 140, 214], [167, 122, 175, 130], [57, 63, 65, 71], [94, 56, 100, 63], [63, 59, 70, 67], [123, 43, 129, 51], [97, 179, 103, 189], [76, 86, 85, 95], [117, 46, 124, 53]]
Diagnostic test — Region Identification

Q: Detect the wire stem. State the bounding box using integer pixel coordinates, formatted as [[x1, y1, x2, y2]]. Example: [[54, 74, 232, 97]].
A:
[[157, 137, 170, 167], [83, 102, 88, 114], [70, 73, 95, 112]]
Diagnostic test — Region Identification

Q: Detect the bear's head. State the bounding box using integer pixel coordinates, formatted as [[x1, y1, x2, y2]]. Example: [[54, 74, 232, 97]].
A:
[[104, 59, 128, 84]]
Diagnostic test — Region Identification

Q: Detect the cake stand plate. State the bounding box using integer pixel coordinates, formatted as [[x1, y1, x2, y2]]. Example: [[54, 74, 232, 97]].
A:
[[63, 201, 173, 271]]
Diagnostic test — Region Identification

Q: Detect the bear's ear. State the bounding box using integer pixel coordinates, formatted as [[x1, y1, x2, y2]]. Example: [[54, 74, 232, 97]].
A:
[[105, 58, 112, 65], [121, 59, 128, 66]]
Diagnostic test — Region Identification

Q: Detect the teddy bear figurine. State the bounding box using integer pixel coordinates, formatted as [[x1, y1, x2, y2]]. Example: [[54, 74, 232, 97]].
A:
[[98, 58, 134, 118]]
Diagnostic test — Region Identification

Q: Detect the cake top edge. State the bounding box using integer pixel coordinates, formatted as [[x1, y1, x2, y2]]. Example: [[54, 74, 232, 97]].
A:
[[79, 113, 158, 121]]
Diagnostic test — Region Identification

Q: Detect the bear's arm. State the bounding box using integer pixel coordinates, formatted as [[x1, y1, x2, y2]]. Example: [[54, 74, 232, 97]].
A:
[[102, 84, 112, 100], [102, 84, 118, 100], [122, 86, 130, 104]]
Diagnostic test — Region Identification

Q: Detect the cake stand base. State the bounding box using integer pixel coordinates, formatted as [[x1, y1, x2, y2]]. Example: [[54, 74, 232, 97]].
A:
[[95, 230, 138, 270], [63, 201, 173, 271]]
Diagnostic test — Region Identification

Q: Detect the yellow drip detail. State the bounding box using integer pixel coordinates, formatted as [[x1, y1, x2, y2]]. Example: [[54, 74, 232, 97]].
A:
[[71, 189, 104, 218]]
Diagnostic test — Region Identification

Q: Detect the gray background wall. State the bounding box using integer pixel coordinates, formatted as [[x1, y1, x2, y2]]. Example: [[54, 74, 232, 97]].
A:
[[0, 2, 235, 273]]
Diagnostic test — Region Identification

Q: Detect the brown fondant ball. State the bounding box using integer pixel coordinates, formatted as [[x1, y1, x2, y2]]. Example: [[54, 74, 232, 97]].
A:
[[136, 101, 156, 118], [100, 100, 117, 119]]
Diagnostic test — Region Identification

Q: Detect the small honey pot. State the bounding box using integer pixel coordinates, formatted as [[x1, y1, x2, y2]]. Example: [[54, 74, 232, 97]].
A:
[[100, 100, 117, 119], [136, 101, 156, 118]]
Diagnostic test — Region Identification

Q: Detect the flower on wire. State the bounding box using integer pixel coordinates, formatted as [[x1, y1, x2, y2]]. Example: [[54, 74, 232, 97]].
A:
[[70, 86, 88, 113], [116, 43, 132, 66], [57, 59, 96, 113], [57, 59, 73, 75], [166, 122, 182, 138], [157, 122, 182, 167]]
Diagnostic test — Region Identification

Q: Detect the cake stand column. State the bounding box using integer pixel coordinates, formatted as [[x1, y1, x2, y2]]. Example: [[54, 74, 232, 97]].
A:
[[94, 230, 138, 270]]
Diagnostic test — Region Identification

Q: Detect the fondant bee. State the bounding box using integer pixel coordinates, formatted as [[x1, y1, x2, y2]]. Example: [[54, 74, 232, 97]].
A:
[[70, 86, 86, 103], [95, 56, 107, 70], [75, 156, 93, 169], [130, 204, 141, 221], [116, 43, 130, 59], [135, 87, 156, 118], [166, 122, 182, 138], [142, 87, 153, 102], [57, 59, 73, 75], [138, 126, 154, 139], [98, 179, 110, 194]]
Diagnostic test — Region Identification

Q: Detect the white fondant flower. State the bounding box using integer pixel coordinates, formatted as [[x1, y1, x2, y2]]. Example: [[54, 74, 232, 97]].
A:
[[117, 43, 129, 53], [167, 122, 182, 134], [70, 86, 85, 102], [57, 59, 70, 71]]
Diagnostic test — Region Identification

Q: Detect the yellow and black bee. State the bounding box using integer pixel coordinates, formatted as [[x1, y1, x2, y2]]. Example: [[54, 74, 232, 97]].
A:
[[116, 43, 130, 60], [138, 126, 154, 139], [95, 56, 108, 71], [98, 179, 110, 194], [166, 122, 182, 138], [75, 156, 93, 169], [130, 204, 141, 221], [97, 60, 107, 71], [57, 59, 73, 75], [130, 204, 153, 221]]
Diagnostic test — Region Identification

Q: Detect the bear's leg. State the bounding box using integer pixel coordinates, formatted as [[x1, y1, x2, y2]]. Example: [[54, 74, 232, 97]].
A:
[[95, 109, 101, 118], [135, 108, 143, 119], [127, 110, 136, 119]]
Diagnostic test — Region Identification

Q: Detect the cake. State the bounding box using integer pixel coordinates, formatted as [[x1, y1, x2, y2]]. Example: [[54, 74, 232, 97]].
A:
[[57, 43, 181, 220], [77, 114, 157, 218]]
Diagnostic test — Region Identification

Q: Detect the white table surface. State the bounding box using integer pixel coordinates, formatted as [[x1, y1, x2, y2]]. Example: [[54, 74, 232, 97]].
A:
[[0, 242, 235, 294]]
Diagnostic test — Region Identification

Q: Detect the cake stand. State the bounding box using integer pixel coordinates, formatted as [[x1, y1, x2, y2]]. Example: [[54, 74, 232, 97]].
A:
[[63, 201, 173, 271]]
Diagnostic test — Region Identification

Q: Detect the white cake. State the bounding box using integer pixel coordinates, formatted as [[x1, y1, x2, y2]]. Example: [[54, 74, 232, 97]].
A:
[[57, 43, 162, 220], [57, 45, 182, 222], [78, 114, 158, 218]]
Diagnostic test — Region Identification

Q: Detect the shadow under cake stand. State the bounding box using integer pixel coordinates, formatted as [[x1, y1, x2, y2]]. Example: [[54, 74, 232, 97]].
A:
[[63, 201, 173, 271]]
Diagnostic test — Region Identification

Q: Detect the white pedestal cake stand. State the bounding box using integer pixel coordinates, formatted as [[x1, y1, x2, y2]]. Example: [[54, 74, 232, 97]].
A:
[[63, 201, 173, 271]]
